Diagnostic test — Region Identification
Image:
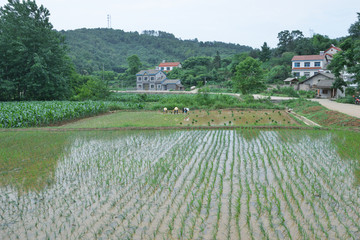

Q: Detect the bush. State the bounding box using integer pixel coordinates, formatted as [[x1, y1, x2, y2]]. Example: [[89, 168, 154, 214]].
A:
[[73, 79, 110, 100], [336, 95, 356, 104], [298, 90, 316, 98]]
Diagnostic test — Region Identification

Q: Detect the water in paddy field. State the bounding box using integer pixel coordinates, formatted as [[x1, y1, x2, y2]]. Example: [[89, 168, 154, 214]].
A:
[[0, 129, 359, 239]]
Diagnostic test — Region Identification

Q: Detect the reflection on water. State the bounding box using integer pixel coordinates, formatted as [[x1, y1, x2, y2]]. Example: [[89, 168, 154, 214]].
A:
[[0, 131, 72, 192]]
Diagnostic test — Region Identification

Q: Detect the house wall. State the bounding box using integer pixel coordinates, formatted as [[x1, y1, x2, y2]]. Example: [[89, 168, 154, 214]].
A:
[[318, 89, 331, 98], [166, 84, 177, 90], [136, 71, 166, 90], [299, 84, 310, 91], [291, 59, 325, 78]]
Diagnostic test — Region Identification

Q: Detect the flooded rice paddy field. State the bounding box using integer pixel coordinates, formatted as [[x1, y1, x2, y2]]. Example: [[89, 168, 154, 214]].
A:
[[0, 129, 359, 239]]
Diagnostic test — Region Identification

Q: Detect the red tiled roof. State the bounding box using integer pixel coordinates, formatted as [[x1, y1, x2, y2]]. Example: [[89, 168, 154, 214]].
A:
[[159, 62, 181, 67], [292, 55, 325, 61], [325, 46, 342, 53]]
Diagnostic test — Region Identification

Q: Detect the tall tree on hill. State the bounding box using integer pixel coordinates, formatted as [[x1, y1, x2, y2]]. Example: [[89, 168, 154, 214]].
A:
[[213, 51, 221, 69], [126, 55, 142, 76], [0, 0, 73, 101], [259, 42, 271, 62]]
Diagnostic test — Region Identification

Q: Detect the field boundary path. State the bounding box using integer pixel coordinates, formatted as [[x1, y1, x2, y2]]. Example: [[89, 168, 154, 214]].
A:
[[289, 111, 321, 127], [0, 125, 329, 132]]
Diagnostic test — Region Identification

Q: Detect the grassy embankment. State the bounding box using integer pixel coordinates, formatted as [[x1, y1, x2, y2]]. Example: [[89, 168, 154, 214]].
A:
[[280, 99, 360, 129]]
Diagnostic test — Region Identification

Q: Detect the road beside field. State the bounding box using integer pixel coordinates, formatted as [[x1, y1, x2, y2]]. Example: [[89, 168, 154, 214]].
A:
[[311, 98, 360, 119]]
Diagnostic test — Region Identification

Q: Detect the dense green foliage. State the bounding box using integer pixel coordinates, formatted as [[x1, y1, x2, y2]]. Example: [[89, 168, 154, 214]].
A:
[[61, 28, 252, 74], [232, 57, 266, 94], [329, 12, 360, 87], [0, 0, 73, 101]]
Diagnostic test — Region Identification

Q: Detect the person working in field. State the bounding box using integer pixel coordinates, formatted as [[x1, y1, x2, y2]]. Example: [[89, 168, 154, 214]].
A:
[[174, 107, 179, 114], [163, 107, 167, 113]]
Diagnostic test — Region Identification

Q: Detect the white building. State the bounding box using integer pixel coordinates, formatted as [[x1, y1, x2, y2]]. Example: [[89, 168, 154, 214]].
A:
[[291, 55, 326, 78], [156, 61, 182, 72]]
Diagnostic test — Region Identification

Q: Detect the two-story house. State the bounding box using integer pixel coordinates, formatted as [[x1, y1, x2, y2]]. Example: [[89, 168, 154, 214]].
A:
[[291, 45, 341, 78], [136, 69, 184, 91], [136, 69, 166, 91], [291, 54, 326, 78]]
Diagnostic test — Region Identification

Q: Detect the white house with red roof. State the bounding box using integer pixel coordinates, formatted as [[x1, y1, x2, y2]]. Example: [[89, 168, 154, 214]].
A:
[[291, 44, 341, 78], [156, 61, 182, 72]]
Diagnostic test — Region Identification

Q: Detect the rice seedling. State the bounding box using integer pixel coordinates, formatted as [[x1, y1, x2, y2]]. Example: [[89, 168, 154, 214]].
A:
[[0, 129, 359, 239]]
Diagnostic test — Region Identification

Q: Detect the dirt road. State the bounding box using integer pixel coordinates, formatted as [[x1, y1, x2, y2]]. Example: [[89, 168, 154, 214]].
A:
[[311, 99, 360, 118]]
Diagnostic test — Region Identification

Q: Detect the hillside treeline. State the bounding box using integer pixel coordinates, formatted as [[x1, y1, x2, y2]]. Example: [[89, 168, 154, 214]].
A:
[[61, 28, 252, 74]]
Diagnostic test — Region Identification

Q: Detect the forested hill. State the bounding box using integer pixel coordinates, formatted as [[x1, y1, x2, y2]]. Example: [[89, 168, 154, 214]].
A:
[[60, 28, 252, 74]]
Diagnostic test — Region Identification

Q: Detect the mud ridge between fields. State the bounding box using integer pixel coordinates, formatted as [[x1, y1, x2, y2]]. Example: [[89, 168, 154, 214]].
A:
[[0, 125, 329, 132]]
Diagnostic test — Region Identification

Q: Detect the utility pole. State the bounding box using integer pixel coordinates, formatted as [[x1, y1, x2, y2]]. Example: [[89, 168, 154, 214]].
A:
[[107, 15, 111, 28]]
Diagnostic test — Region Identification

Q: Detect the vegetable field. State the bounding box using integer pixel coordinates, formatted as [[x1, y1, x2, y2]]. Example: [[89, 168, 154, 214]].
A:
[[0, 129, 359, 239]]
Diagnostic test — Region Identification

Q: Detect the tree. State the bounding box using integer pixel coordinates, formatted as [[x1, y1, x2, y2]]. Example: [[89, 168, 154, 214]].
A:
[[276, 30, 304, 55], [232, 57, 266, 94], [0, 0, 73, 100], [259, 42, 271, 62], [126, 55, 142, 76], [349, 12, 360, 38], [328, 14, 360, 87], [311, 34, 334, 54], [265, 65, 290, 83], [212, 51, 221, 69]]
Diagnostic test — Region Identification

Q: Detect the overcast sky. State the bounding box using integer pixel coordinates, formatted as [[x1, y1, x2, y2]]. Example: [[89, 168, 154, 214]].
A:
[[0, 0, 358, 48]]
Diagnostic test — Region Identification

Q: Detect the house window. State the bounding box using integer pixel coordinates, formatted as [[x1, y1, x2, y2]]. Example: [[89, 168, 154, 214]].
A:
[[304, 62, 310, 67], [166, 67, 170, 70], [322, 90, 328, 94], [294, 62, 300, 67], [293, 72, 300, 77], [151, 85, 154, 89], [137, 77, 142, 81], [144, 77, 148, 81], [158, 84, 161, 89], [150, 77, 154, 81], [138, 85, 142, 88], [304, 72, 310, 77], [314, 62, 321, 67]]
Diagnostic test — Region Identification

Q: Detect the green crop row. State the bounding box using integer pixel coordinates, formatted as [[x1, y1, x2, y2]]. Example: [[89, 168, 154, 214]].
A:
[[0, 101, 133, 128]]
